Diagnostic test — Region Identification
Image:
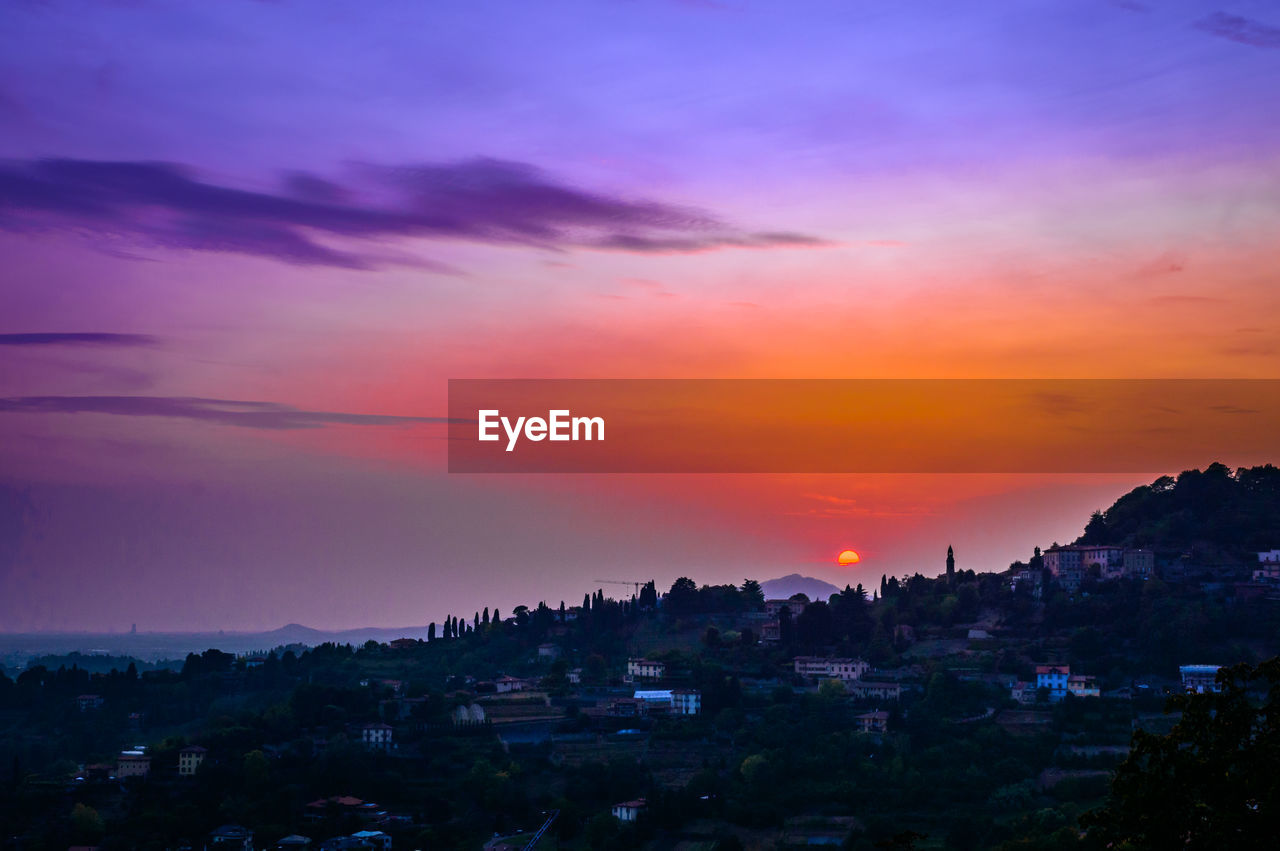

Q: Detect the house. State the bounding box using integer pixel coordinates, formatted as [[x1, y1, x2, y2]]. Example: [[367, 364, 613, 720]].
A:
[[672, 688, 702, 715], [388, 638, 417, 650], [1035, 665, 1071, 701], [349, 831, 391, 850], [494, 675, 527, 693], [274, 837, 312, 849], [179, 745, 208, 776], [611, 799, 647, 822], [117, 750, 151, 778], [793, 656, 869, 683], [760, 620, 781, 642], [1010, 681, 1037, 705], [627, 658, 666, 680], [207, 824, 254, 851], [76, 694, 104, 712], [537, 643, 561, 659], [304, 796, 381, 820], [567, 667, 583, 684], [1180, 664, 1222, 694], [1253, 551, 1280, 583], [1045, 544, 1153, 588], [361, 723, 393, 751], [1067, 675, 1100, 698], [604, 697, 646, 718], [765, 598, 807, 617], [847, 681, 902, 701], [242, 655, 267, 669], [855, 711, 889, 734]]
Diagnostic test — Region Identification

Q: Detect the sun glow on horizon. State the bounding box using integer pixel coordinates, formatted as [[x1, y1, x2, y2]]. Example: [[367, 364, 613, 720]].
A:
[[837, 549, 861, 566]]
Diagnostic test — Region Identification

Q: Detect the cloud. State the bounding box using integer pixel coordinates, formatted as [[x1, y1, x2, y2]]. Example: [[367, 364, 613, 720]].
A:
[[0, 332, 157, 346], [0, 157, 829, 269], [1193, 12, 1280, 49], [0, 395, 458, 430]]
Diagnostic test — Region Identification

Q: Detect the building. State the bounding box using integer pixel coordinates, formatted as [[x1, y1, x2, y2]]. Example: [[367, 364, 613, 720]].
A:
[[117, 750, 151, 778], [611, 799, 647, 822], [1045, 545, 1154, 589], [847, 681, 902, 701], [275, 837, 312, 849], [537, 642, 561, 659], [1036, 665, 1071, 702], [1180, 664, 1222, 694], [765, 598, 806, 617], [672, 688, 702, 716], [361, 723, 393, 751], [389, 638, 417, 650], [1010, 681, 1036, 705], [179, 745, 208, 776], [760, 620, 781, 642], [349, 831, 391, 850], [855, 711, 889, 734], [793, 656, 869, 683], [494, 675, 527, 693], [1253, 551, 1280, 583], [1067, 675, 1100, 698], [627, 658, 666, 680], [207, 824, 254, 851], [76, 694, 104, 712]]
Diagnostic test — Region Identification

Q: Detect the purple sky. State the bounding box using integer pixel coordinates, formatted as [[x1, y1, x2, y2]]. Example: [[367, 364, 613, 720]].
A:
[[2, 0, 1279, 631]]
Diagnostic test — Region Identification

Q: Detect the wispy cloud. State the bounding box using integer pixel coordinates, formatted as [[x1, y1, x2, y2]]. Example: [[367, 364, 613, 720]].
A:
[[0, 157, 830, 269], [0, 396, 457, 430], [0, 332, 157, 347], [1193, 12, 1280, 49]]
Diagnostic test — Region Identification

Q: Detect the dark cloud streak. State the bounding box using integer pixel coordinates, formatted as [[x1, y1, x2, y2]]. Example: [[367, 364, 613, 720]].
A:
[[0, 332, 158, 347], [0, 395, 457, 430], [1193, 12, 1280, 49], [0, 157, 830, 269]]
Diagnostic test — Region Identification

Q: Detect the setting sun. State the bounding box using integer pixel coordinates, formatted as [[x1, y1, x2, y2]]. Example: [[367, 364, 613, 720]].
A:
[[837, 549, 861, 566]]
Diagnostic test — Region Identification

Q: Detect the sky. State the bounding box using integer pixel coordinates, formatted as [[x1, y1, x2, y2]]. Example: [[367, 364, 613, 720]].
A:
[[1, 0, 1278, 632]]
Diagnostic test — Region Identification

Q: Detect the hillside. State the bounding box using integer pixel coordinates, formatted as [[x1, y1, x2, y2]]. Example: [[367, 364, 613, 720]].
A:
[[1075, 462, 1280, 560]]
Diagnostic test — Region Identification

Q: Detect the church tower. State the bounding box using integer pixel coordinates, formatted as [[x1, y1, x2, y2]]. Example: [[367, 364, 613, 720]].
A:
[[946, 545, 955, 581]]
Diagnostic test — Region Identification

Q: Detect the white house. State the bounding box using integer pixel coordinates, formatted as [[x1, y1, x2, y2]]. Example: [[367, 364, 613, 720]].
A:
[[793, 656, 869, 683], [627, 658, 666, 679], [361, 722, 393, 750], [179, 745, 208, 777], [611, 799, 646, 822], [672, 688, 702, 716]]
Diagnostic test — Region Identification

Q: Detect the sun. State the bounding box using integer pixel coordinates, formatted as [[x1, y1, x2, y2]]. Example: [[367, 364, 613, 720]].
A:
[[837, 549, 861, 566]]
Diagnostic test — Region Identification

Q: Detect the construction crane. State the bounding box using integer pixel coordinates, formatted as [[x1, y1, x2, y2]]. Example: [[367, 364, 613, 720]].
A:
[[594, 579, 651, 597]]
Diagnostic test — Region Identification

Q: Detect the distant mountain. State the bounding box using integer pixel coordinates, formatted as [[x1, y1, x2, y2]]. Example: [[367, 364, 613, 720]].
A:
[[760, 573, 842, 602]]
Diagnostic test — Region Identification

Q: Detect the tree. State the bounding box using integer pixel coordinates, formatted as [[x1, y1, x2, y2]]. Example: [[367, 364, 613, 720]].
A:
[[428, 622, 436, 641], [739, 579, 764, 610], [1083, 658, 1280, 849], [666, 577, 699, 614]]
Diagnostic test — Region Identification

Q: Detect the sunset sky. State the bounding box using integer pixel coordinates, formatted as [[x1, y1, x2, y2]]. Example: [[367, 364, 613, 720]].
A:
[[2, 1, 1278, 631]]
